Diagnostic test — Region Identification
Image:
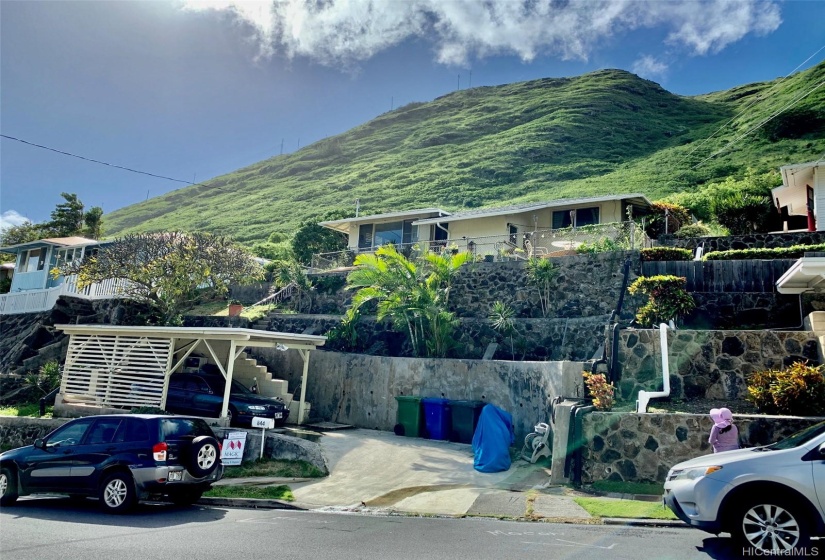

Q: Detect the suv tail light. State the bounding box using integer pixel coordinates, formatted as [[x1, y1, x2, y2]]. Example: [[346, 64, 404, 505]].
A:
[[152, 442, 168, 461]]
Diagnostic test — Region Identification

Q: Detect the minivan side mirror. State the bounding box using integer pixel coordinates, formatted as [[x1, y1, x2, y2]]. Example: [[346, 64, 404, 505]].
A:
[[34, 438, 45, 450], [819, 442, 825, 457]]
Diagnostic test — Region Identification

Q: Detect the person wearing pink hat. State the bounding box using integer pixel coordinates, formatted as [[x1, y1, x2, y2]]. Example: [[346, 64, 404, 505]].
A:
[[708, 407, 739, 453]]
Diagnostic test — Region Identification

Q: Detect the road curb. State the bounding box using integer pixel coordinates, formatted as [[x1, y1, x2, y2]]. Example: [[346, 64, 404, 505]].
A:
[[601, 517, 691, 528], [198, 497, 304, 510]]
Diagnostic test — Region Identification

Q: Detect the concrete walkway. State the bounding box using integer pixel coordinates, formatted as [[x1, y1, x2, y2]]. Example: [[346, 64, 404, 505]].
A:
[[213, 428, 594, 520]]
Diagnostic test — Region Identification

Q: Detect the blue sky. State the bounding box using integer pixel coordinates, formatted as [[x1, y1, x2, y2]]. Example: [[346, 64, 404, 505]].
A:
[[1, 0, 823, 231]]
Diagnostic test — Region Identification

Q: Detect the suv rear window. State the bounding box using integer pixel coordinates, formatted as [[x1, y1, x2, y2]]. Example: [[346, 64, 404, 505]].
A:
[[161, 418, 213, 439]]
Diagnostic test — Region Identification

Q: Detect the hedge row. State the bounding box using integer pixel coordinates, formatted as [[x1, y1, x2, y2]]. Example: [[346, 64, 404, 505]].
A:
[[703, 243, 825, 261], [640, 247, 693, 261]]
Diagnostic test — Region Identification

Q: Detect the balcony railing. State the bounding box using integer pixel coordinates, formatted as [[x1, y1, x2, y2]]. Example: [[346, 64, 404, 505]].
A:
[[310, 222, 649, 273], [0, 274, 130, 315]]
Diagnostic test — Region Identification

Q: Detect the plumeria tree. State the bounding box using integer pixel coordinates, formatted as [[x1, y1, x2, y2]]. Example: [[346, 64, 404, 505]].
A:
[[59, 232, 263, 325]]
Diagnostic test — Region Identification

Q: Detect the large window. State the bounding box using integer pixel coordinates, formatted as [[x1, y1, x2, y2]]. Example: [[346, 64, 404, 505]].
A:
[[552, 207, 600, 229], [358, 220, 417, 250], [18, 248, 46, 273], [54, 247, 83, 270]]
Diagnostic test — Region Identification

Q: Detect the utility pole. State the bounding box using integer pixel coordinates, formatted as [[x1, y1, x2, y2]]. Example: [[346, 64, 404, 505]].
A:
[[280, 138, 284, 155], [457, 74, 460, 90], [297, 138, 300, 149], [469, 70, 472, 89], [391, 96, 394, 111]]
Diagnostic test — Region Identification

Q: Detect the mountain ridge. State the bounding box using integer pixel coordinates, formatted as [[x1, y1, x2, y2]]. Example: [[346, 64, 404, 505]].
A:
[[104, 63, 825, 244]]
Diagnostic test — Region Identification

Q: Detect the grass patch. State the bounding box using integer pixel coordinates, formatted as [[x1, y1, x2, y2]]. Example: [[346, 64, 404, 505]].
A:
[[204, 484, 294, 501], [183, 302, 279, 321], [0, 403, 52, 418], [222, 458, 325, 479], [573, 497, 677, 520], [590, 480, 664, 495]]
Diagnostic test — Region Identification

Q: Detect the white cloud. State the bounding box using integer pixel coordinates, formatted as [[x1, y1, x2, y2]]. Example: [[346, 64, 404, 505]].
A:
[[632, 55, 669, 80], [180, 0, 782, 66], [0, 210, 31, 232]]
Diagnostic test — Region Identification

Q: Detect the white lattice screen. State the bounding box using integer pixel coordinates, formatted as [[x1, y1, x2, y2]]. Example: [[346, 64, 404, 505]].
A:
[[61, 334, 172, 408]]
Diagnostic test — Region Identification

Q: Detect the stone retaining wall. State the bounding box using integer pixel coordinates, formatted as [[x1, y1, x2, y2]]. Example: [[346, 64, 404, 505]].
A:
[[581, 412, 825, 484], [616, 329, 819, 401]]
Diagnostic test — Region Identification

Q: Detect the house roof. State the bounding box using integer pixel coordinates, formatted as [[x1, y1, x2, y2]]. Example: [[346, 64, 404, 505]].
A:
[[773, 161, 823, 215], [775, 256, 825, 294], [319, 208, 450, 233], [411, 194, 652, 226], [0, 236, 104, 254]]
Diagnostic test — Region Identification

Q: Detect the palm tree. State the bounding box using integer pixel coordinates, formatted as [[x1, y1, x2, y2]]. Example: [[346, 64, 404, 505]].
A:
[[346, 245, 470, 358]]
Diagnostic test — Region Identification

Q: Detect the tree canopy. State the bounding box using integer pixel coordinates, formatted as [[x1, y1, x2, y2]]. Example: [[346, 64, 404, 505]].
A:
[[59, 231, 263, 325]]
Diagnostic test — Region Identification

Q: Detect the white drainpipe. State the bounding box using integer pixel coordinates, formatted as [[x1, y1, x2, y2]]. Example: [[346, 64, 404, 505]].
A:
[[636, 323, 672, 413]]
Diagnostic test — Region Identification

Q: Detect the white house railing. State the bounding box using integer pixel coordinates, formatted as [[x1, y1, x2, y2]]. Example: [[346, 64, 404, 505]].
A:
[[0, 275, 130, 315]]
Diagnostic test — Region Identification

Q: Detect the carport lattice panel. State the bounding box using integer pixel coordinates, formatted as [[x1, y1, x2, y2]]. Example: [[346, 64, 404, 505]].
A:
[[61, 334, 172, 408]]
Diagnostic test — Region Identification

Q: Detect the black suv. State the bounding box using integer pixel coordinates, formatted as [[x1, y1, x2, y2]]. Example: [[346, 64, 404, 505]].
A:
[[0, 414, 223, 512], [165, 372, 289, 428]]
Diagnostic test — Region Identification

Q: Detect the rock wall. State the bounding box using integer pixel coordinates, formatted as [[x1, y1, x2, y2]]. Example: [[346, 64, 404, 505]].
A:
[[658, 231, 825, 252], [581, 412, 825, 484], [616, 329, 819, 401]]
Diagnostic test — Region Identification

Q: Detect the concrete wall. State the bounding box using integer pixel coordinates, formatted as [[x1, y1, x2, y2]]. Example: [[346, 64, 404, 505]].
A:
[[616, 328, 820, 402], [581, 412, 825, 484], [251, 349, 585, 441]]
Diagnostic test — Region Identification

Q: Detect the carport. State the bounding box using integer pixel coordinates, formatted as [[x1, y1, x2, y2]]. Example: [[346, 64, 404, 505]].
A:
[[54, 324, 326, 424]]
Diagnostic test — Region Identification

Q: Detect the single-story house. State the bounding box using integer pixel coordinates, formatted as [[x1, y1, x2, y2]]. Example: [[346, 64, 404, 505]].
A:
[[316, 194, 651, 266], [773, 160, 825, 232]]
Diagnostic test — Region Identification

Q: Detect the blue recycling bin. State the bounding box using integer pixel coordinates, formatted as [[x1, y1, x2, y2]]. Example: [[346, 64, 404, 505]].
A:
[[421, 397, 451, 440]]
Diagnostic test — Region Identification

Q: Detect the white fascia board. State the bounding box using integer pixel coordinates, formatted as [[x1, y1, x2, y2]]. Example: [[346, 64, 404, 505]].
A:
[[776, 257, 825, 294]]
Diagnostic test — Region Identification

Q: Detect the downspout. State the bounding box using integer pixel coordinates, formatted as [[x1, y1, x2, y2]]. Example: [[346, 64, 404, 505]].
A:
[[572, 404, 595, 486], [636, 323, 672, 413]]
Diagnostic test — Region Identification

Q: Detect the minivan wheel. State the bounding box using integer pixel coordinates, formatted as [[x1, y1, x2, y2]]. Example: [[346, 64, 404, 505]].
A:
[[188, 436, 219, 477], [0, 467, 19, 506], [99, 472, 136, 513], [733, 498, 809, 553]]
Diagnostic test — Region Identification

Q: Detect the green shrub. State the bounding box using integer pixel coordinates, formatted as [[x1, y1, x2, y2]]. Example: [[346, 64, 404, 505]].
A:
[[640, 247, 692, 261], [746, 362, 825, 416], [644, 202, 692, 239], [627, 275, 695, 327], [673, 224, 711, 238], [703, 243, 825, 261], [576, 237, 622, 254]]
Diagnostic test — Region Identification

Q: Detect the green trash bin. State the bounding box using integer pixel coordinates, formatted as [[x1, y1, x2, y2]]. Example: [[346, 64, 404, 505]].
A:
[[394, 395, 423, 437], [449, 400, 485, 443]]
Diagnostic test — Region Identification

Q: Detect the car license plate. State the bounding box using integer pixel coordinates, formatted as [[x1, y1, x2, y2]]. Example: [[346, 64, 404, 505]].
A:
[[273, 412, 283, 419]]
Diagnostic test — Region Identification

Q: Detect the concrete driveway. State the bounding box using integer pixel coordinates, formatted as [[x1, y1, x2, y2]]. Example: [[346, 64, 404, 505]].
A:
[[283, 428, 576, 517]]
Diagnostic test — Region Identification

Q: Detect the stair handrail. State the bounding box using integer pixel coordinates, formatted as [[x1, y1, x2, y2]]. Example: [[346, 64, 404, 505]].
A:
[[252, 281, 297, 307]]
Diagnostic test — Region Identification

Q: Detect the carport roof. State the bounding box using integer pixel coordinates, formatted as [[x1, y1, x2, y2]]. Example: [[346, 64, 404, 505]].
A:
[[55, 324, 326, 350]]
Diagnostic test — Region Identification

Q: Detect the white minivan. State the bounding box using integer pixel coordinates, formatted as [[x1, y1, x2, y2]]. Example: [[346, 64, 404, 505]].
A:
[[663, 420, 825, 554]]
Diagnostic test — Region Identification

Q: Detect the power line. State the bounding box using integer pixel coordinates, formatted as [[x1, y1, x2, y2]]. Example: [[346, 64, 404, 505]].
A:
[[679, 44, 825, 165], [0, 134, 195, 185], [691, 79, 825, 169]]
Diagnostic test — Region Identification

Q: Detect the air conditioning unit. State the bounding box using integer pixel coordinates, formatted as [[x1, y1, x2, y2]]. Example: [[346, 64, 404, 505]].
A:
[[183, 356, 207, 373]]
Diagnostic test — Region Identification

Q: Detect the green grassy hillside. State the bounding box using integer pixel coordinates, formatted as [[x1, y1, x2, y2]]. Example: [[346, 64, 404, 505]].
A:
[[104, 63, 825, 244]]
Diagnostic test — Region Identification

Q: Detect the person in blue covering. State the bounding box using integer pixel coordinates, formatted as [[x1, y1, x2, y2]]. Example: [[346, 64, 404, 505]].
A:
[[472, 404, 515, 473]]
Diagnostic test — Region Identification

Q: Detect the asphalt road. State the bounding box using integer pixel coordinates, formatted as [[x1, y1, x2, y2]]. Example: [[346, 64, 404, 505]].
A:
[[0, 497, 755, 560]]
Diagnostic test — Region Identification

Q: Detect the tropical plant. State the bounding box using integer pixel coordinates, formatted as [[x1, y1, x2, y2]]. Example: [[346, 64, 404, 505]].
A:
[[24, 361, 62, 396], [290, 212, 350, 265], [576, 237, 622, 254], [711, 192, 774, 235], [326, 307, 362, 352], [346, 244, 469, 358], [489, 301, 516, 360], [525, 257, 558, 317], [58, 231, 264, 325], [746, 361, 825, 416], [627, 275, 695, 327], [582, 371, 615, 410]]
